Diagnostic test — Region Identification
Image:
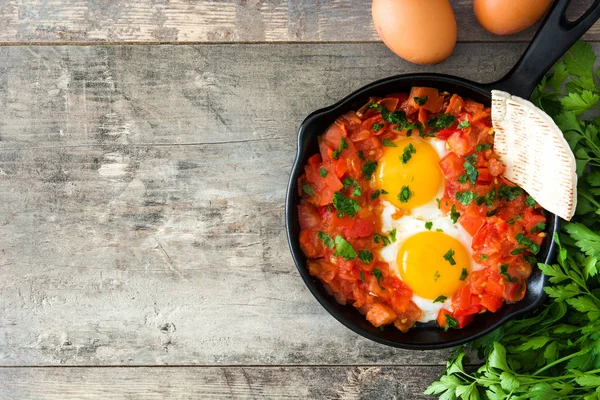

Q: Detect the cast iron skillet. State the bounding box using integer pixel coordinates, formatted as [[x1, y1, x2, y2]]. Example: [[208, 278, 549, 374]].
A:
[[286, 0, 600, 350]]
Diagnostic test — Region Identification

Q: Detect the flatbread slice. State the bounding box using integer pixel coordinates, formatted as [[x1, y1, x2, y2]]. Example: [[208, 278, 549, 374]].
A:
[[491, 90, 577, 221]]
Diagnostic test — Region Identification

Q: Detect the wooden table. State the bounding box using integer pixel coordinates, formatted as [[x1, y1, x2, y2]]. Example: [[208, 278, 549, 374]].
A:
[[0, 1, 598, 398]]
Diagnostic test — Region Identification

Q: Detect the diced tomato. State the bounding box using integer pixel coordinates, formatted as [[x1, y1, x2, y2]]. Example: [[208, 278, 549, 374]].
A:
[[477, 167, 492, 184], [298, 204, 320, 229], [488, 158, 505, 177], [436, 123, 458, 140], [480, 293, 503, 312], [447, 130, 475, 156], [445, 94, 465, 115], [439, 153, 465, 180], [459, 206, 486, 236], [346, 218, 375, 239], [408, 87, 444, 113], [378, 97, 400, 112], [504, 281, 527, 302], [366, 303, 397, 327]]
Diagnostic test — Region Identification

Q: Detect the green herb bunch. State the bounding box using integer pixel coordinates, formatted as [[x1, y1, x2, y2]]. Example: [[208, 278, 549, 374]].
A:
[[426, 41, 600, 400]]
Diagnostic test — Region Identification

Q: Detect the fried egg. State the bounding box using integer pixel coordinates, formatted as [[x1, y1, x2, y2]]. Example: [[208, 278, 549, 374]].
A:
[[375, 136, 483, 322]]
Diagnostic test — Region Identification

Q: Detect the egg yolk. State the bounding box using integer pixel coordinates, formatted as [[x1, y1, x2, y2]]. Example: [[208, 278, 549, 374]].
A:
[[397, 231, 470, 300], [375, 137, 442, 209]]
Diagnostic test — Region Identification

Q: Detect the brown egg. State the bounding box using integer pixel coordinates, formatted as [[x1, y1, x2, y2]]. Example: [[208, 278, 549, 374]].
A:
[[474, 0, 552, 35], [372, 0, 457, 65]]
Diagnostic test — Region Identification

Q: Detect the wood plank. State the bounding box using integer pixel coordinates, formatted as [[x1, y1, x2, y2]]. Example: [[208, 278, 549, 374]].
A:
[[0, 42, 529, 366], [1, 0, 598, 44], [0, 366, 442, 399]]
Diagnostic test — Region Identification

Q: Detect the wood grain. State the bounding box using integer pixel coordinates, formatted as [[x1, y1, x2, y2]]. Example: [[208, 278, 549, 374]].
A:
[[0, 0, 598, 44], [0, 366, 442, 399], [0, 42, 528, 366]]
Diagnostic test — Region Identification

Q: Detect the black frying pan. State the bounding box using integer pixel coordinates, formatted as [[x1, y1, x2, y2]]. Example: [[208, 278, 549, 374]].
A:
[[286, 0, 600, 349]]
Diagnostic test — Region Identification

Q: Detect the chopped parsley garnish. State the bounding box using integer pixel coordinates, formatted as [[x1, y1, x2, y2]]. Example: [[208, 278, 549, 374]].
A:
[[302, 184, 315, 197], [480, 254, 488, 260], [332, 137, 348, 160], [425, 221, 433, 230], [456, 190, 475, 205], [486, 209, 497, 217], [433, 295, 447, 303], [343, 177, 362, 197], [319, 167, 328, 178], [434, 270, 441, 281], [389, 228, 397, 242], [476, 143, 491, 152], [459, 154, 479, 185], [476, 188, 497, 207], [516, 232, 540, 254], [382, 139, 397, 147], [333, 235, 357, 261], [371, 189, 388, 200], [317, 231, 334, 249], [436, 198, 441, 209], [414, 96, 428, 106], [426, 113, 456, 132], [374, 233, 391, 246], [358, 249, 373, 264], [368, 103, 415, 130], [530, 222, 546, 234], [458, 120, 471, 129], [359, 271, 365, 282], [358, 150, 366, 161], [372, 268, 385, 288], [523, 255, 537, 265], [398, 185, 413, 203], [450, 204, 460, 224], [362, 160, 377, 180], [443, 248, 456, 265], [507, 216, 521, 225], [499, 185, 524, 201], [444, 314, 458, 331], [332, 192, 361, 217], [401, 143, 417, 164], [436, 228, 444, 232], [372, 123, 384, 132], [500, 263, 518, 283], [525, 195, 537, 207], [416, 121, 425, 137], [459, 268, 468, 281]]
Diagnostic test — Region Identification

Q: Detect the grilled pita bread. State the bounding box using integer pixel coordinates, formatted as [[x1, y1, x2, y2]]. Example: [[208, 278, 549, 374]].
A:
[[491, 90, 577, 221]]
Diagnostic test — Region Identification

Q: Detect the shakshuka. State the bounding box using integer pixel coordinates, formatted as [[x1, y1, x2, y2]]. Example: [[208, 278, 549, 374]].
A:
[[297, 87, 546, 332]]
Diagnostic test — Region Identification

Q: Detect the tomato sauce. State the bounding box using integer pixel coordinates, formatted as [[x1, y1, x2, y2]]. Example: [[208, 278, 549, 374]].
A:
[[297, 87, 546, 332]]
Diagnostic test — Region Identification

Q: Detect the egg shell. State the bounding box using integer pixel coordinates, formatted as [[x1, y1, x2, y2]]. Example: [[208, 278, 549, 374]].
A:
[[474, 0, 552, 36], [372, 0, 457, 65]]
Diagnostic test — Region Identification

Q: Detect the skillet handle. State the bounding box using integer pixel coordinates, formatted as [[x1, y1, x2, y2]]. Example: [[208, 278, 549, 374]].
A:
[[483, 0, 600, 98]]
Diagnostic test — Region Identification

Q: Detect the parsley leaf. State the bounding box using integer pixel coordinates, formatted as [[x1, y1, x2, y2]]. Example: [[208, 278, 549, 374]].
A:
[[458, 120, 471, 129], [426, 114, 456, 132], [433, 295, 447, 303], [343, 177, 362, 197], [444, 314, 458, 331], [333, 235, 357, 261], [372, 268, 384, 288], [319, 167, 328, 178], [389, 228, 397, 242], [450, 204, 460, 224], [370, 189, 388, 200], [530, 222, 546, 234], [401, 143, 417, 164], [456, 190, 475, 205], [500, 263, 518, 282], [499, 185, 524, 201], [332, 137, 348, 160], [332, 192, 360, 217], [359, 271, 365, 282], [382, 139, 397, 147], [525, 195, 536, 207], [459, 268, 468, 281], [372, 123, 384, 131], [358, 249, 373, 264], [425, 221, 433, 230], [443, 248, 456, 265], [302, 184, 315, 197], [362, 160, 377, 180], [317, 231, 334, 249], [398, 186, 413, 203], [460, 154, 479, 185], [516, 232, 540, 255], [414, 96, 428, 106], [476, 143, 491, 152], [374, 233, 391, 246]]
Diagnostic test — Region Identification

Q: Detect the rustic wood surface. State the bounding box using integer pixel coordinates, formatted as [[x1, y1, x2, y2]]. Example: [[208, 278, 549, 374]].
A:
[[0, 366, 443, 399], [1, 1, 598, 398], [0, 0, 596, 44]]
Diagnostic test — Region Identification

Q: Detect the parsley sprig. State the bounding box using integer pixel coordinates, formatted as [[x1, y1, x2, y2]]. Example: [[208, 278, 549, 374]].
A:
[[426, 40, 600, 400]]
